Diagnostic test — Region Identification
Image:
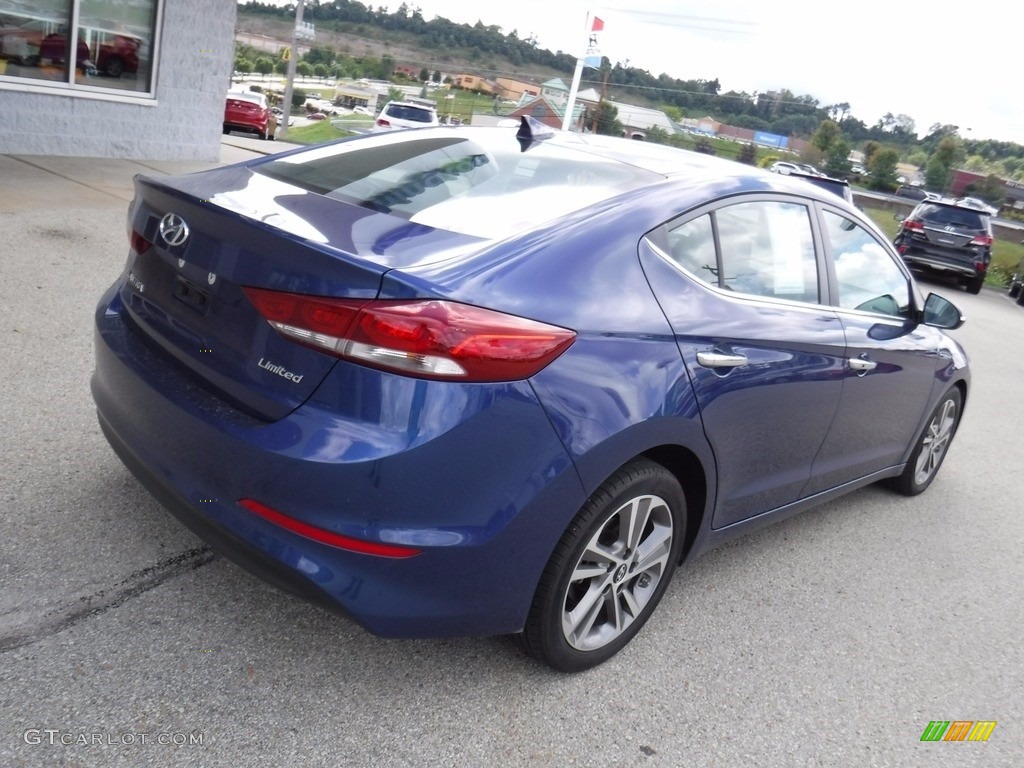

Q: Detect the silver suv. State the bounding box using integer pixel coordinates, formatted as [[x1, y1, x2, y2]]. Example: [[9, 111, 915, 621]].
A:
[[375, 101, 439, 130]]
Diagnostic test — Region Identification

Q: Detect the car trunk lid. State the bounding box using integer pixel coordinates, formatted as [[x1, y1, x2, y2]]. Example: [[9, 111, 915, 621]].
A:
[[122, 166, 482, 421]]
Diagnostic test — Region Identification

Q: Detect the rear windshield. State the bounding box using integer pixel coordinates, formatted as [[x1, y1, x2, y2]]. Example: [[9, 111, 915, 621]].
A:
[[256, 131, 661, 238], [916, 204, 988, 230], [385, 104, 436, 123]]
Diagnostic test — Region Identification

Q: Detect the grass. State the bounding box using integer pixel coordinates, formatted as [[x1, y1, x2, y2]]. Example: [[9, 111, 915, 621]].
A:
[[282, 121, 355, 145], [862, 206, 1023, 287]]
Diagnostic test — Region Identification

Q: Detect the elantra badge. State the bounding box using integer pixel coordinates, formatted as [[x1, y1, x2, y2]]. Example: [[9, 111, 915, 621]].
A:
[[158, 213, 190, 247]]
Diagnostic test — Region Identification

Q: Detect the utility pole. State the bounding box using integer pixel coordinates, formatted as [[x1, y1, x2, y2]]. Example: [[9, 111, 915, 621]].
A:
[[278, 0, 313, 141]]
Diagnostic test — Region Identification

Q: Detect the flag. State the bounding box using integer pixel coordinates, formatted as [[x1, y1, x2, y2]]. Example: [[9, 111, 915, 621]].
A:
[[591, 17, 604, 32]]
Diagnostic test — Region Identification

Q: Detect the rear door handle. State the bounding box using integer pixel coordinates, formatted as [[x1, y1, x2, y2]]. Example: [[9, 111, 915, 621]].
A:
[[697, 351, 748, 369], [848, 355, 877, 376]]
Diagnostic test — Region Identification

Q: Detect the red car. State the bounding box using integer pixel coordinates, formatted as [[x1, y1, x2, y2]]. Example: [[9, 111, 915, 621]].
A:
[[223, 92, 275, 140]]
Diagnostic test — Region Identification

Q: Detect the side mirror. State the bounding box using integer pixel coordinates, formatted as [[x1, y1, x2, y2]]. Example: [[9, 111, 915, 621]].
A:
[[922, 293, 965, 330]]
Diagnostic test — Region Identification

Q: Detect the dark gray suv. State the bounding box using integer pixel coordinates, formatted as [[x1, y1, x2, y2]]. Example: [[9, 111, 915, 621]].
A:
[[1008, 253, 1024, 305], [894, 201, 993, 294]]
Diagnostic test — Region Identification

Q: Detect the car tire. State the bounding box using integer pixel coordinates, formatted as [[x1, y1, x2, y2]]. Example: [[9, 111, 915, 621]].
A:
[[888, 388, 962, 497], [521, 458, 686, 672], [1016, 286, 1024, 306], [966, 276, 984, 295], [1009, 280, 1021, 299], [104, 56, 124, 78]]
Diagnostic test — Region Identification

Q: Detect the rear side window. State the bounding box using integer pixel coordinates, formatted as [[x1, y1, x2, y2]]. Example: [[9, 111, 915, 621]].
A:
[[666, 201, 819, 304]]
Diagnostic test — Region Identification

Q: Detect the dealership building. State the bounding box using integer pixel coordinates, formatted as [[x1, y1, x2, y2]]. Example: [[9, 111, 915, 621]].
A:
[[0, 0, 235, 160]]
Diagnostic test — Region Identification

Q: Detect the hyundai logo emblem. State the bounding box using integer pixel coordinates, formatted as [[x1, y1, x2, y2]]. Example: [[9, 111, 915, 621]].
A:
[[158, 213, 190, 247]]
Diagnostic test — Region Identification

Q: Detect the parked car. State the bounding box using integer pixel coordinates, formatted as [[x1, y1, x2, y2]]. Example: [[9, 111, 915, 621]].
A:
[[1007, 252, 1024, 305], [306, 112, 327, 121], [789, 171, 855, 206], [955, 197, 998, 216], [850, 164, 868, 176], [769, 161, 800, 175], [375, 100, 440, 130], [223, 91, 275, 140], [352, 105, 374, 116], [895, 185, 929, 201], [893, 200, 993, 293], [92, 120, 969, 672]]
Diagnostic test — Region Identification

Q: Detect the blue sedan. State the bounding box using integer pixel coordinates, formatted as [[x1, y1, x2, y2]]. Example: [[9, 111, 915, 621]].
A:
[[92, 119, 969, 671]]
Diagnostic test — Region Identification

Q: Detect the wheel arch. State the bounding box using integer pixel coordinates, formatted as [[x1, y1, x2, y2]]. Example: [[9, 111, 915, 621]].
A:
[[642, 444, 708, 564]]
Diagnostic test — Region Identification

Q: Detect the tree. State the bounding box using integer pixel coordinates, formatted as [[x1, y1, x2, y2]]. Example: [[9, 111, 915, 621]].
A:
[[925, 157, 950, 191], [296, 62, 313, 78], [253, 57, 273, 79], [811, 119, 841, 154], [313, 63, 329, 80], [234, 56, 253, 74], [419, 67, 430, 82], [433, 69, 442, 83], [823, 139, 852, 178], [594, 101, 622, 136], [862, 140, 881, 167], [291, 88, 307, 109], [738, 143, 758, 166], [869, 148, 900, 191]]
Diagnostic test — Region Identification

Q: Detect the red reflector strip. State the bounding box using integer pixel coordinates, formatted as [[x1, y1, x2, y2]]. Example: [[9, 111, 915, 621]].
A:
[[238, 498, 422, 559], [130, 229, 152, 254]]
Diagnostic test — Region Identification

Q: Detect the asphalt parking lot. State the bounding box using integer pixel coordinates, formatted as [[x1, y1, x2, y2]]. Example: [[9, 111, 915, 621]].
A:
[[1, 146, 1022, 767]]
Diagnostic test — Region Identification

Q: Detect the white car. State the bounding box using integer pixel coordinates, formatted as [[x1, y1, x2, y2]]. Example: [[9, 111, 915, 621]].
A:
[[769, 161, 800, 175], [956, 197, 998, 216], [352, 106, 374, 116], [375, 101, 440, 130]]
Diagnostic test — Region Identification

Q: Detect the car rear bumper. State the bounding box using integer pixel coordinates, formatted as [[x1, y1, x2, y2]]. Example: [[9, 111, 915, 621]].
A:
[[900, 250, 982, 279], [92, 282, 586, 638]]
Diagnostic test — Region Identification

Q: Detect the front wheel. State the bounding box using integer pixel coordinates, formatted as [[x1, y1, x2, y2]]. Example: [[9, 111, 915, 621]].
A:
[[521, 458, 686, 672], [889, 388, 962, 496]]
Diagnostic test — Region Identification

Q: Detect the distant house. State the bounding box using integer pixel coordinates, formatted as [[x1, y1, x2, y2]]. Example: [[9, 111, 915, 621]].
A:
[[507, 95, 586, 131], [393, 64, 421, 79], [454, 73, 496, 94], [607, 101, 678, 140], [495, 76, 539, 102]]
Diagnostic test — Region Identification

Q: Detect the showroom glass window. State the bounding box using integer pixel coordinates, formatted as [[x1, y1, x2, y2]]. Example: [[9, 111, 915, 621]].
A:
[[0, 0, 158, 95]]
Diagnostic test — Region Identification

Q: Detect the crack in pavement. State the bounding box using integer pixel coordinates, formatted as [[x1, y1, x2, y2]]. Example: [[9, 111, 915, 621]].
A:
[[0, 547, 217, 653]]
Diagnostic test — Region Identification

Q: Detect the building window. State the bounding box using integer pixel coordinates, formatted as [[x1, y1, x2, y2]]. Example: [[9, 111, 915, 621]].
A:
[[0, 0, 159, 97]]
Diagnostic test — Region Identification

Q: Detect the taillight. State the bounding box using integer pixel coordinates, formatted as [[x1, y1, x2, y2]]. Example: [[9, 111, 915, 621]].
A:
[[902, 219, 924, 232], [970, 234, 993, 246], [243, 287, 576, 382], [376, 118, 390, 127], [237, 498, 422, 558], [129, 228, 152, 254]]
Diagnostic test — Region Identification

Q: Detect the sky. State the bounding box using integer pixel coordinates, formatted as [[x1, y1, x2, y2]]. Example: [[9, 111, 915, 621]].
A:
[[264, 0, 1023, 145]]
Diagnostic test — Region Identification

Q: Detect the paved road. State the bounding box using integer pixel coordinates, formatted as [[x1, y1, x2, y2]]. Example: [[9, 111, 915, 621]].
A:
[[1, 184, 1022, 766]]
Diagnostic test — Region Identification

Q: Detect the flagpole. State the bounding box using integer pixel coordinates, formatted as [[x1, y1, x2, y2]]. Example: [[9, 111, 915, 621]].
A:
[[561, 11, 593, 132]]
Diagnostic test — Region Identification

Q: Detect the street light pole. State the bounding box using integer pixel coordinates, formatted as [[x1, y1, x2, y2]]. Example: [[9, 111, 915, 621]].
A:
[[278, 0, 307, 141]]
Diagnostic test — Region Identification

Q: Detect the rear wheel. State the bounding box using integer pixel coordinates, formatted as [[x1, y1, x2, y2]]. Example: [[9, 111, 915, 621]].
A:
[[104, 55, 124, 78], [522, 458, 686, 672], [1009, 280, 1021, 299], [1017, 286, 1024, 306], [889, 388, 962, 496], [965, 276, 984, 295]]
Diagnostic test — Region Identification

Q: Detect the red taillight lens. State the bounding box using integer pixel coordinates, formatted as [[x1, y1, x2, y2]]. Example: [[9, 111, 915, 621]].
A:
[[970, 234, 993, 246], [129, 228, 152, 254], [238, 499, 422, 558], [243, 288, 576, 382], [902, 219, 924, 232], [376, 118, 390, 127]]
